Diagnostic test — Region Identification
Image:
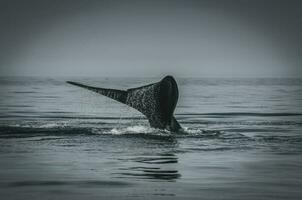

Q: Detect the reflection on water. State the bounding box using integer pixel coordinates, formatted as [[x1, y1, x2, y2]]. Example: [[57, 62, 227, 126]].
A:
[[115, 153, 180, 181]]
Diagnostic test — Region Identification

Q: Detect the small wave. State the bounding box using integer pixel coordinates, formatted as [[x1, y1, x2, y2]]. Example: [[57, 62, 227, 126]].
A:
[[97, 126, 225, 138], [177, 112, 302, 117], [93, 125, 171, 136], [184, 146, 253, 152], [1, 123, 170, 137], [0, 123, 248, 141], [7, 122, 69, 129], [0, 115, 146, 120]]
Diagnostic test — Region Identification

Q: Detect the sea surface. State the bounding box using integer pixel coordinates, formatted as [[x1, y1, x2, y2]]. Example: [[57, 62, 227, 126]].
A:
[[0, 77, 302, 200]]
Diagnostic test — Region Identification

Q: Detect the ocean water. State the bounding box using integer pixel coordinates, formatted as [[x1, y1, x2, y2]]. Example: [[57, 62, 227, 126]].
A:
[[0, 77, 302, 200]]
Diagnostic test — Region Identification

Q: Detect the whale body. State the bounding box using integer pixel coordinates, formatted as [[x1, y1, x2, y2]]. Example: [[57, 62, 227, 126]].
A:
[[67, 75, 182, 132]]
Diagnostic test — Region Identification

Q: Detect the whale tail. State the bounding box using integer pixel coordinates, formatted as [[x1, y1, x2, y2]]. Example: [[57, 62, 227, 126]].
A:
[[67, 76, 182, 132]]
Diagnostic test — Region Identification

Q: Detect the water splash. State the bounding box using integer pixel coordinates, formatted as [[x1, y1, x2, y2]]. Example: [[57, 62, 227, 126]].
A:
[[98, 125, 170, 135]]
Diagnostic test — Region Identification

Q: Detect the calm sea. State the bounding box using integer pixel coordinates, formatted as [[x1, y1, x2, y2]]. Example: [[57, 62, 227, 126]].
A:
[[0, 77, 302, 200]]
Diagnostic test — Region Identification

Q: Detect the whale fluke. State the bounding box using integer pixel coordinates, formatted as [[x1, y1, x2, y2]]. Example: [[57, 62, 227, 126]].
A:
[[67, 76, 182, 132]]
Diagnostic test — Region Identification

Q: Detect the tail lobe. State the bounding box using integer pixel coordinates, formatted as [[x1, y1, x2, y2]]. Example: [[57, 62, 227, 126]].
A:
[[67, 81, 127, 104]]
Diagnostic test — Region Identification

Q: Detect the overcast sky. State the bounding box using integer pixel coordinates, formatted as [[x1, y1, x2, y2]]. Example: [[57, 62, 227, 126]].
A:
[[0, 0, 301, 77]]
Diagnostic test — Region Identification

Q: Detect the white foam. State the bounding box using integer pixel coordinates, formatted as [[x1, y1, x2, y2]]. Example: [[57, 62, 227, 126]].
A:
[[38, 122, 68, 128], [110, 125, 154, 135], [8, 122, 69, 129], [181, 127, 222, 136], [94, 125, 171, 135], [182, 127, 203, 134], [125, 125, 153, 133]]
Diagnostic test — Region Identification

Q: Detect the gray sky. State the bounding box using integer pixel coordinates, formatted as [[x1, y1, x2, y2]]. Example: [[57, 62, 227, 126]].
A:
[[0, 0, 301, 77]]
